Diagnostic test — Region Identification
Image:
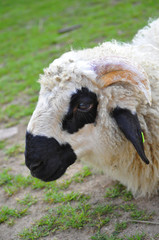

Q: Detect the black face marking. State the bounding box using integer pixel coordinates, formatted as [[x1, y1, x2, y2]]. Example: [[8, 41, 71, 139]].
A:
[[112, 107, 149, 165], [25, 132, 77, 182], [62, 87, 98, 134]]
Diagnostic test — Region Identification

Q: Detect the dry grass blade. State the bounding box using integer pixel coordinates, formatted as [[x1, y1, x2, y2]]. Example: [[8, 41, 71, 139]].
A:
[[128, 219, 159, 225]]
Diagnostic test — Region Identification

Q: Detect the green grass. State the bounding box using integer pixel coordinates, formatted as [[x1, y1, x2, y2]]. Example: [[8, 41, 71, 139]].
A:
[[0, 140, 6, 150], [17, 194, 38, 207], [119, 203, 137, 212], [1, 0, 159, 239], [119, 203, 154, 222], [91, 204, 115, 216], [105, 183, 133, 201], [91, 233, 123, 240], [114, 221, 128, 233], [0, 169, 33, 195], [0, 168, 155, 238], [71, 165, 92, 183], [154, 234, 159, 240], [18, 194, 154, 239], [0, 166, 92, 196], [19, 203, 91, 239], [44, 190, 90, 204], [19, 202, 116, 239], [1, 0, 159, 125], [130, 209, 154, 221], [5, 143, 25, 157], [0, 206, 28, 226], [126, 233, 146, 240], [91, 232, 146, 240], [0, 169, 15, 186]]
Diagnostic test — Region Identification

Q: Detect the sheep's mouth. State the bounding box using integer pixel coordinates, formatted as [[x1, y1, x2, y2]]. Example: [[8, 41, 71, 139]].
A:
[[29, 158, 67, 182], [29, 156, 75, 182], [25, 132, 77, 182], [31, 164, 67, 182]]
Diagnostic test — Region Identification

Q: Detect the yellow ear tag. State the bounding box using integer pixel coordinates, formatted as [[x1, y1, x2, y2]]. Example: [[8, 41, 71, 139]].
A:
[[141, 131, 145, 143]]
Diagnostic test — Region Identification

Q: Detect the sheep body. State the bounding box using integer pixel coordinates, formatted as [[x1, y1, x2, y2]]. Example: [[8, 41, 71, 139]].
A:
[[27, 19, 159, 197]]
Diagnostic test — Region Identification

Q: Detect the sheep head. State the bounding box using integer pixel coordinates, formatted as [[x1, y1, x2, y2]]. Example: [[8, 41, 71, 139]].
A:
[[25, 52, 151, 186]]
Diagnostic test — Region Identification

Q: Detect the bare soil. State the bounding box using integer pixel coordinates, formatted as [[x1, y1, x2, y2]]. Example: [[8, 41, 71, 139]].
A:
[[0, 123, 159, 240]]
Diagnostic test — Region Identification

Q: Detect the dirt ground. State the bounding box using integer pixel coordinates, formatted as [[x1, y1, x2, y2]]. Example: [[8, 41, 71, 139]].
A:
[[0, 123, 159, 240]]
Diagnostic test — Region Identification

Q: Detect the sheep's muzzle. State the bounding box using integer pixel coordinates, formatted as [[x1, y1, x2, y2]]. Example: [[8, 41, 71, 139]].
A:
[[25, 132, 76, 181]]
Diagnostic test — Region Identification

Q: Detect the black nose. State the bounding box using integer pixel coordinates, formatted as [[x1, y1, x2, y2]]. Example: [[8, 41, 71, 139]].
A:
[[25, 132, 76, 181], [30, 161, 44, 172], [25, 131, 60, 169]]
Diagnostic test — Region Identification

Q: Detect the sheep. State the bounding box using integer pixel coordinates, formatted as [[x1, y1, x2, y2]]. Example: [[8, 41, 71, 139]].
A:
[[25, 18, 159, 197]]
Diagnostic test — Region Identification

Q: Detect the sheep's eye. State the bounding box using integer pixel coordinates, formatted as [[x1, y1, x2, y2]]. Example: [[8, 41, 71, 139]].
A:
[[77, 103, 93, 112], [62, 87, 98, 134]]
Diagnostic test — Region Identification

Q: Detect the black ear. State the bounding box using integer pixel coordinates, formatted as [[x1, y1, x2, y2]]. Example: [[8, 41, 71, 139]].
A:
[[112, 107, 149, 165]]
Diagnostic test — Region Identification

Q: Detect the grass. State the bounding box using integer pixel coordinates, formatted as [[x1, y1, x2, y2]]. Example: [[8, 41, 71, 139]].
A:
[[119, 203, 137, 212], [154, 234, 159, 240], [0, 206, 28, 226], [0, 169, 15, 186], [0, 166, 92, 196], [18, 194, 155, 239], [91, 204, 115, 216], [70, 165, 92, 182], [0, 168, 155, 238], [114, 221, 128, 233], [0, 0, 159, 239], [1, 0, 159, 125], [91, 233, 123, 240], [126, 233, 146, 240], [19, 202, 116, 239], [130, 209, 154, 221], [0, 140, 6, 150], [105, 183, 133, 201], [17, 194, 38, 207], [5, 143, 25, 157], [19, 203, 91, 239], [0, 169, 33, 195], [44, 190, 90, 204], [91, 232, 146, 240]]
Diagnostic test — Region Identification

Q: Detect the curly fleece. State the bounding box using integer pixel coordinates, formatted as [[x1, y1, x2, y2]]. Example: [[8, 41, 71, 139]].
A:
[[28, 19, 159, 197]]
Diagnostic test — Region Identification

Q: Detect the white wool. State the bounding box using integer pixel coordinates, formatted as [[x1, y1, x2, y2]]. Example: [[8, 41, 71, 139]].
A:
[[132, 18, 159, 49], [28, 19, 159, 197]]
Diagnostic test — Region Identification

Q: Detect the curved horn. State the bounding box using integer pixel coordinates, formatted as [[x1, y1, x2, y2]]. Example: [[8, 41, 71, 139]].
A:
[[91, 57, 151, 105]]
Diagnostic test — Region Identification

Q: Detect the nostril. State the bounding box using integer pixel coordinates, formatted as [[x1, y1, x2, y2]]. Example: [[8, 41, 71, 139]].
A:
[[30, 162, 43, 172]]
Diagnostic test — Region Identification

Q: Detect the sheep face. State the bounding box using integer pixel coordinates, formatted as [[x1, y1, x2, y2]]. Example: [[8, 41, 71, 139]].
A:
[[25, 83, 99, 181], [25, 52, 151, 182]]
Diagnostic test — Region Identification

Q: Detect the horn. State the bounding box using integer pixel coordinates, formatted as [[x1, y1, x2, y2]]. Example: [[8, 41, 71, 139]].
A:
[[91, 57, 151, 105]]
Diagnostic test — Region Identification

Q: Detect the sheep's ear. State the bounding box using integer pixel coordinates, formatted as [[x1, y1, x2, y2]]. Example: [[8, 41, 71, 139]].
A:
[[112, 107, 149, 165], [91, 57, 151, 105]]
